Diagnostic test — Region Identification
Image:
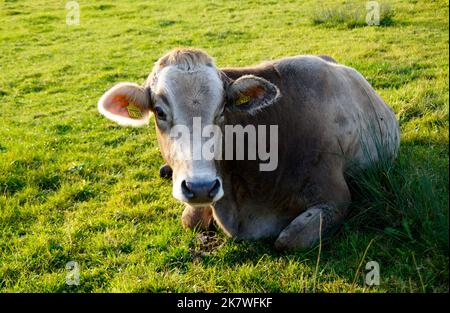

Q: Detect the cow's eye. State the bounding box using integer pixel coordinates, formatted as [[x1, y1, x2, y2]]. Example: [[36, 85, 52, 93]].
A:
[[155, 106, 166, 120]]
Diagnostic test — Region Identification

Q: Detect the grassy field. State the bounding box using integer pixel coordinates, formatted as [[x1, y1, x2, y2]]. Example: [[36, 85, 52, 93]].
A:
[[0, 0, 448, 292]]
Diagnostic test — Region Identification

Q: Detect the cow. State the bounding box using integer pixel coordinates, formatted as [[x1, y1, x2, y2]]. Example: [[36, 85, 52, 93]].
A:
[[98, 48, 400, 250]]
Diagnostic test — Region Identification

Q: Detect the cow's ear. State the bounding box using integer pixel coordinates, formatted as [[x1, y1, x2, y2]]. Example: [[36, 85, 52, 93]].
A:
[[98, 82, 152, 127], [226, 75, 280, 114]]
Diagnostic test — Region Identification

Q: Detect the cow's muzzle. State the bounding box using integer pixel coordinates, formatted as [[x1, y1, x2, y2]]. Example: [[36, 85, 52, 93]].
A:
[[180, 178, 223, 205]]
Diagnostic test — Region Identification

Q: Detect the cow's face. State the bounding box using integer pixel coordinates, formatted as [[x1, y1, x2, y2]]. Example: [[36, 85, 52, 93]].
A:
[[98, 49, 279, 207]]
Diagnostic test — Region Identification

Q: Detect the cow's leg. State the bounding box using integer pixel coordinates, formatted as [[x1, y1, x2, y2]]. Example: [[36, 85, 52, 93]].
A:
[[274, 203, 348, 251], [275, 172, 350, 251], [181, 205, 213, 230]]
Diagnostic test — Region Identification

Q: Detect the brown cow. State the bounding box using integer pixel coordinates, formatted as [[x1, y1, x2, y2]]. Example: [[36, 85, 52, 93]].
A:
[[98, 48, 400, 250]]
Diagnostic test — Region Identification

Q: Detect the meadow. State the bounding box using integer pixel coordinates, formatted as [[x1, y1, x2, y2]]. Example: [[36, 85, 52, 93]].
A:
[[0, 0, 448, 292]]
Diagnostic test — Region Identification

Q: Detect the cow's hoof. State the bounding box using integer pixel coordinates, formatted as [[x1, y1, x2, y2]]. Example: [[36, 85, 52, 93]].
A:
[[182, 206, 213, 230], [274, 208, 322, 251], [159, 164, 172, 180]]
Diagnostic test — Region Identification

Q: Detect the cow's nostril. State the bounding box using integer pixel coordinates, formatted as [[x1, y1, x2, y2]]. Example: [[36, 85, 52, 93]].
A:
[[181, 180, 194, 199], [208, 179, 221, 198], [159, 164, 173, 180]]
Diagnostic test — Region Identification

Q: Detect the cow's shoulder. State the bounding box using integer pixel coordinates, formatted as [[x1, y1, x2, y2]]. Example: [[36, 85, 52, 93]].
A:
[[220, 61, 282, 83], [317, 55, 338, 63], [274, 55, 340, 75], [221, 55, 345, 89]]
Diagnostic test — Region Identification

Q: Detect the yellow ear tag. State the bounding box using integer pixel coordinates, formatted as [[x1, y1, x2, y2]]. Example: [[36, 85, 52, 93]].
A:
[[236, 94, 251, 106], [127, 103, 143, 119]]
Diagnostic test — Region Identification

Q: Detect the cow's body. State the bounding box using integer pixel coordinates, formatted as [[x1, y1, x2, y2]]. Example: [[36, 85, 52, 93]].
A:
[[212, 55, 400, 240], [99, 49, 400, 250]]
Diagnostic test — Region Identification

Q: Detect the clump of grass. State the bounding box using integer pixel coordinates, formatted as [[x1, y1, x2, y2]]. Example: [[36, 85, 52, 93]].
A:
[[311, 2, 395, 28], [348, 151, 448, 253], [346, 124, 448, 255]]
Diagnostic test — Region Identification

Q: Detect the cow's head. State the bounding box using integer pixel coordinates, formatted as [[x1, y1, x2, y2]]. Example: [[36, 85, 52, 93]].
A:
[[98, 48, 280, 207]]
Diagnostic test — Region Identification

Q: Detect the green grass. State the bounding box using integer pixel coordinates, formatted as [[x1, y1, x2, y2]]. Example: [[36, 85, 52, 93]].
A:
[[0, 0, 448, 292]]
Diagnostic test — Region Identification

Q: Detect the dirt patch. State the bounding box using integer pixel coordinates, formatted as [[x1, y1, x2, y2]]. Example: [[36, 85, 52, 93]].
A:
[[189, 231, 225, 262]]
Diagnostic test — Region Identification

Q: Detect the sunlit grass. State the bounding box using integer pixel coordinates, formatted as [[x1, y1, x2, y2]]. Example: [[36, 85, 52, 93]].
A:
[[0, 0, 448, 292]]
